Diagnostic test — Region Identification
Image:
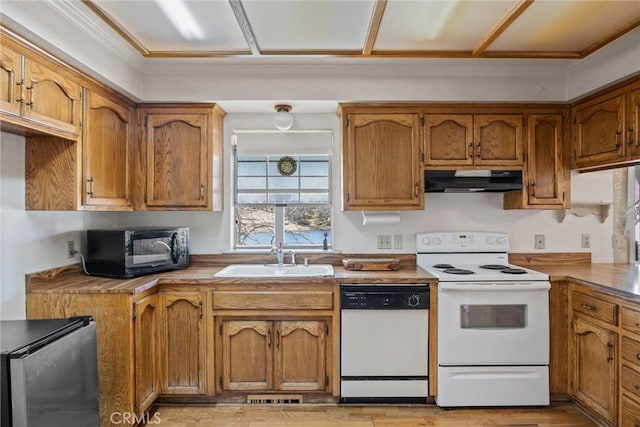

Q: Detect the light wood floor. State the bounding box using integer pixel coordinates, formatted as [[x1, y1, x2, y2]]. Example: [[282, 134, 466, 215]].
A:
[[153, 403, 598, 426]]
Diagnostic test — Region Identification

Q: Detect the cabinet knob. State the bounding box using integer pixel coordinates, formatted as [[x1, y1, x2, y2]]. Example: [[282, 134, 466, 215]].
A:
[[200, 184, 205, 200], [86, 177, 94, 197], [580, 303, 596, 311], [636, 353, 640, 361]]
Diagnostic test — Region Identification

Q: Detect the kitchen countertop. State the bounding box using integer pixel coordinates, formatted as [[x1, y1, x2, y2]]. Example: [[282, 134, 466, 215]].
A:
[[25, 264, 436, 295], [25, 260, 640, 301]]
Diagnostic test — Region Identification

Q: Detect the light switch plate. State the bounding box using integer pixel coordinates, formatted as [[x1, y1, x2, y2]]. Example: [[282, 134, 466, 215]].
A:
[[377, 235, 392, 250], [393, 235, 403, 249]]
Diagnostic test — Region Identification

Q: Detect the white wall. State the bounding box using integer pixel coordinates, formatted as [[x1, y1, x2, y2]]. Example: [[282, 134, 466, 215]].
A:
[[0, 133, 117, 320]]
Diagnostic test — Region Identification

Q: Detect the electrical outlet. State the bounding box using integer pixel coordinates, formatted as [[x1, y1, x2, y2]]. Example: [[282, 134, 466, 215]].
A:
[[393, 235, 403, 249], [581, 234, 591, 248], [67, 240, 76, 258], [377, 235, 392, 250], [534, 234, 545, 249]]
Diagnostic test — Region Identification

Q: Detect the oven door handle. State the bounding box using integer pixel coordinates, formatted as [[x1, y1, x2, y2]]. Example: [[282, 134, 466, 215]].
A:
[[439, 282, 550, 291]]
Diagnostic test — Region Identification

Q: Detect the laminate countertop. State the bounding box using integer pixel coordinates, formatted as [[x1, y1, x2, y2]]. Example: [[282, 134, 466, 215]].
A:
[[26, 261, 640, 302], [25, 264, 436, 295]]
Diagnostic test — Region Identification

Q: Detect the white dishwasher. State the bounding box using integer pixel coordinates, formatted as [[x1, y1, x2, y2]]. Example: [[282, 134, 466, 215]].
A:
[[340, 285, 429, 403]]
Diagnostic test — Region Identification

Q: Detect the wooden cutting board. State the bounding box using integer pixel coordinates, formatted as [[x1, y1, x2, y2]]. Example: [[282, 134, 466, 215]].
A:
[[342, 258, 400, 271]]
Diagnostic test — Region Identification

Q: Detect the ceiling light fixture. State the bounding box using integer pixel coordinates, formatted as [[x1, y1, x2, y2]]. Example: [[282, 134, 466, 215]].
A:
[[273, 104, 294, 131]]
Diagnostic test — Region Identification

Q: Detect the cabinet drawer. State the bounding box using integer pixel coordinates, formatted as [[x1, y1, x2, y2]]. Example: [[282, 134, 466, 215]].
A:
[[572, 291, 617, 325], [213, 291, 333, 310], [622, 394, 640, 427], [622, 305, 640, 335], [623, 336, 640, 367], [622, 365, 640, 400]]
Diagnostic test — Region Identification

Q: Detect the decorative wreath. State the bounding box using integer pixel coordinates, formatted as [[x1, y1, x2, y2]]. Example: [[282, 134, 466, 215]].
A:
[[277, 156, 297, 176]]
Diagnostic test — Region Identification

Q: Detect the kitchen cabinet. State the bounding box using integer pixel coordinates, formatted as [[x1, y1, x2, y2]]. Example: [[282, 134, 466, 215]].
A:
[[569, 76, 640, 171], [26, 290, 156, 427], [134, 293, 159, 417], [503, 113, 568, 209], [0, 32, 81, 139], [136, 104, 225, 211], [159, 291, 207, 395], [424, 113, 523, 167], [339, 108, 424, 210], [620, 303, 640, 426], [570, 285, 619, 426], [219, 319, 328, 392], [212, 285, 337, 396], [82, 87, 134, 209]]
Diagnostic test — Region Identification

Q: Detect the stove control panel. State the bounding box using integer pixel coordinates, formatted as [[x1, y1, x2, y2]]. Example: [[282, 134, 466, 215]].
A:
[[416, 231, 509, 253]]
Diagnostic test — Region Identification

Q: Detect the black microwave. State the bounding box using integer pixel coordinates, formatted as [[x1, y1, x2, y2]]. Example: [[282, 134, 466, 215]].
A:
[[85, 227, 189, 278]]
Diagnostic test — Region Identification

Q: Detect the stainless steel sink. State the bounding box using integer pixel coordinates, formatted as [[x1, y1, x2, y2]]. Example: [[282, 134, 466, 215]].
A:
[[214, 264, 334, 278]]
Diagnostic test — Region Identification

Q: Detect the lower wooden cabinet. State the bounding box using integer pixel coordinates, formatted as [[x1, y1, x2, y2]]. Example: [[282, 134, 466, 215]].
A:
[[219, 319, 328, 393], [159, 291, 207, 395], [572, 315, 617, 424], [134, 294, 159, 416]]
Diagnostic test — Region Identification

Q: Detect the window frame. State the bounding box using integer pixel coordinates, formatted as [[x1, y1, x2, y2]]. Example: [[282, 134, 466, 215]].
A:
[[231, 131, 333, 251]]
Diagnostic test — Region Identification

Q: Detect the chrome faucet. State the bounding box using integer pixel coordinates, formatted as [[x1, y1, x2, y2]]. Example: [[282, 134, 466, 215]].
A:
[[270, 243, 296, 266]]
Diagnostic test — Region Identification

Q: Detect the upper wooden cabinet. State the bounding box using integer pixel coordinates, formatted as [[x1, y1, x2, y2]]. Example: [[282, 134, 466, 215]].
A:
[[0, 32, 81, 139], [570, 76, 640, 171], [137, 105, 225, 211], [340, 109, 424, 210], [82, 87, 134, 209], [573, 95, 625, 169], [504, 113, 568, 210], [425, 113, 523, 167]]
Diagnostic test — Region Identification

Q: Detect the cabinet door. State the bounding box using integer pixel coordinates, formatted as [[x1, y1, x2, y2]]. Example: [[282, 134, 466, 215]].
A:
[[573, 95, 625, 168], [274, 320, 327, 392], [221, 320, 273, 391], [83, 88, 133, 208], [145, 113, 209, 208], [160, 291, 206, 395], [343, 113, 423, 210], [573, 316, 617, 424], [22, 55, 81, 135], [134, 294, 158, 416], [527, 114, 565, 206], [0, 44, 22, 116], [474, 114, 524, 166], [424, 114, 473, 166], [628, 88, 640, 158]]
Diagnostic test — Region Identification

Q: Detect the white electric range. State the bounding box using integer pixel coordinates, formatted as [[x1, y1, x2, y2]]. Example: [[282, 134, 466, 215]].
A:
[[416, 231, 550, 407]]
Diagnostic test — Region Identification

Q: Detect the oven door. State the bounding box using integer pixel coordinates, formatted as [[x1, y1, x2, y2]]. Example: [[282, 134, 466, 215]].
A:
[[437, 282, 550, 365]]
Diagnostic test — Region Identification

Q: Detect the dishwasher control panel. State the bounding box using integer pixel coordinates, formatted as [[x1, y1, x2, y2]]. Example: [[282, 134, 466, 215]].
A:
[[340, 285, 429, 309]]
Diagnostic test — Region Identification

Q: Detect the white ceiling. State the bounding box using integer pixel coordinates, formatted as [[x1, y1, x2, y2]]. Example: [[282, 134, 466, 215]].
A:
[[84, 0, 640, 59]]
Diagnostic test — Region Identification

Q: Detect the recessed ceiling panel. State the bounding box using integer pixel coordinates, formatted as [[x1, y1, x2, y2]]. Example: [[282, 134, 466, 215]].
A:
[[375, 0, 520, 51], [92, 0, 249, 52], [490, 0, 640, 52], [242, 0, 375, 51]]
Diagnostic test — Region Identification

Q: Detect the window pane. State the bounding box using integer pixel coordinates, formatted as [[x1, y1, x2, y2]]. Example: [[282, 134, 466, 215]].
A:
[[237, 193, 268, 204], [237, 177, 266, 190], [236, 206, 275, 246], [269, 176, 298, 189], [237, 158, 266, 176], [284, 206, 331, 247], [299, 160, 329, 176], [269, 192, 299, 204], [300, 193, 329, 203], [301, 177, 328, 189]]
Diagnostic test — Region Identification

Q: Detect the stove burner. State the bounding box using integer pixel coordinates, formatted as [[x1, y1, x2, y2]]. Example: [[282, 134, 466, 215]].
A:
[[433, 264, 455, 269], [479, 264, 508, 270], [443, 268, 475, 275], [501, 268, 527, 275]]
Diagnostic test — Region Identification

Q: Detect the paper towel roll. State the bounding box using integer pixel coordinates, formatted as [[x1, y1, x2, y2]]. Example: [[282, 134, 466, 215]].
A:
[[362, 211, 401, 226]]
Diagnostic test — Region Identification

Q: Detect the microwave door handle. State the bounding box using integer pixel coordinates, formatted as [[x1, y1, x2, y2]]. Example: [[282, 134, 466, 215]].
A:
[[170, 232, 179, 263]]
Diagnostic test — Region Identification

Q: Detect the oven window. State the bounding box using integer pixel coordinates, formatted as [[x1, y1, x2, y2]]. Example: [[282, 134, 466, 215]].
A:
[[132, 238, 172, 265], [460, 304, 526, 329]]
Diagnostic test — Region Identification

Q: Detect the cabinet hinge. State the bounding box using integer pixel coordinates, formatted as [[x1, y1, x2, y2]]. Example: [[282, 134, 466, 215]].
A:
[[79, 121, 83, 130], [345, 118, 349, 128], [144, 116, 148, 127], [325, 323, 329, 335], [420, 152, 425, 163], [325, 376, 329, 388], [219, 324, 223, 335], [562, 191, 566, 201], [132, 303, 137, 320], [219, 376, 223, 388], [420, 117, 425, 126], [345, 193, 350, 203]]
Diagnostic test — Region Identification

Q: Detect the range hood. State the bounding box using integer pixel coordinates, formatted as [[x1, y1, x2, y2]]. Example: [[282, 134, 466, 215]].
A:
[[424, 170, 523, 193]]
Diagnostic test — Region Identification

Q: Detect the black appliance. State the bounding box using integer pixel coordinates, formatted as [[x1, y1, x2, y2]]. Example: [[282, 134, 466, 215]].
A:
[[1, 317, 99, 427], [86, 226, 189, 278], [424, 170, 523, 192]]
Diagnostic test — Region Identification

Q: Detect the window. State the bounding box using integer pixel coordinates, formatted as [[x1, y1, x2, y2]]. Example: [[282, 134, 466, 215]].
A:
[[233, 132, 332, 250]]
